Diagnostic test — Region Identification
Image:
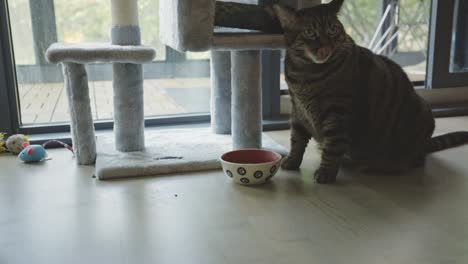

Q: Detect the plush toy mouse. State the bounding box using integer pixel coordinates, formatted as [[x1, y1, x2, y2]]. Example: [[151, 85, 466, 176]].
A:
[[18, 140, 74, 163], [18, 143, 48, 163]]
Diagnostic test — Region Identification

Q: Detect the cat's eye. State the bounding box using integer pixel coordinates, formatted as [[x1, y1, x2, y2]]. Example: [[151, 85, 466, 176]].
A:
[[328, 24, 339, 36], [304, 29, 317, 39]]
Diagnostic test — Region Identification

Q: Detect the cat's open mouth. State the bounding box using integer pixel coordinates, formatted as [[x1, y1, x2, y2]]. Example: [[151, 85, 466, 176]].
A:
[[305, 47, 334, 64]]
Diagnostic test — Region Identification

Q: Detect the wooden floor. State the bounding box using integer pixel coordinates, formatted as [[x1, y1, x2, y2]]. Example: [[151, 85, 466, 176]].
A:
[[1, 117, 468, 263], [18, 78, 211, 124]]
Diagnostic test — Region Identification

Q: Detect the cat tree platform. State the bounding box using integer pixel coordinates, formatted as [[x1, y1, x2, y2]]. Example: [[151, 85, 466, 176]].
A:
[[95, 128, 286, 180], [46, 43, 156, 165], [46, 43, 156, 64]]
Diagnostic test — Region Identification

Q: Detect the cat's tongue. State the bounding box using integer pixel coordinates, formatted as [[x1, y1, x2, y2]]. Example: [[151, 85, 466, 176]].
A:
[[317, 47, 333, 60]]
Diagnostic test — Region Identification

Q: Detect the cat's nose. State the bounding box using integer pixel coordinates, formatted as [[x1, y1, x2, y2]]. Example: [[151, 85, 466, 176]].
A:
[[317, 47, 332, 59]]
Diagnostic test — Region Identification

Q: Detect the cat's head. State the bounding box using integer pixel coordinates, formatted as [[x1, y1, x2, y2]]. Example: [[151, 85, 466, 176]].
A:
[[273, 0, 348, 64]]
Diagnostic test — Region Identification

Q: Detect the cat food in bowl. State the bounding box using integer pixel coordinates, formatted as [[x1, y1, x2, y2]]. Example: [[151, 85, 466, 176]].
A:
[[220, 149, 282, 185]]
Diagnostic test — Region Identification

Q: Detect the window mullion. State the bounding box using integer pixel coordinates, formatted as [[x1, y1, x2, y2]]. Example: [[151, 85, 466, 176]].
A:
[[0, 0, 20, 133]]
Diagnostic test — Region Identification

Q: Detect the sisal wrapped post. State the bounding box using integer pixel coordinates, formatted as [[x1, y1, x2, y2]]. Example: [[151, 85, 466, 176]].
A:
[[111, 0, 145, 152]]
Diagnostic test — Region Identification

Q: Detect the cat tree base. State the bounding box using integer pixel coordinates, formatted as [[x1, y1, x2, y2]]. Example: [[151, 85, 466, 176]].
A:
[[95, 127, 287, 180]]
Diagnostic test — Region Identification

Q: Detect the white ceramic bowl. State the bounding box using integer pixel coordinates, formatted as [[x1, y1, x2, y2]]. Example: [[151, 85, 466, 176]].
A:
[[220, 149, 282, 185]]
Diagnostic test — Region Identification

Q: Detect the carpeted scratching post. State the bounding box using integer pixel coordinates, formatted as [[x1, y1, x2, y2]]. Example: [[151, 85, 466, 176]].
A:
[[231, 50, 262, 149], [111, 0, 145, 152], [62, 63, 96, 165], [210, 51, 232, 134]]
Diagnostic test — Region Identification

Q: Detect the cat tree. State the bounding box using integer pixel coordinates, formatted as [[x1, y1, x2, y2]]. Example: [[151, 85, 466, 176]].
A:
[[46, 0, 155, 165], [45, 0, 318, 180], [160, 0, 319, 148]]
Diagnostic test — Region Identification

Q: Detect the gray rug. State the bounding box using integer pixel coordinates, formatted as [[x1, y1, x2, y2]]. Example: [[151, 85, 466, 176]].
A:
[[95, 127, 287, 180]]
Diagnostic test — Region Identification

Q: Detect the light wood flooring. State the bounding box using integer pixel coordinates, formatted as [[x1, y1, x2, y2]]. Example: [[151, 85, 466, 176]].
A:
[[1, 117, 468, 263]]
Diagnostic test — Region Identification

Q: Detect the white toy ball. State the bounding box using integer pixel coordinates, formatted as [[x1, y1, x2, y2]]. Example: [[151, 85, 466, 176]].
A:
[[5, 134, 29, 154]]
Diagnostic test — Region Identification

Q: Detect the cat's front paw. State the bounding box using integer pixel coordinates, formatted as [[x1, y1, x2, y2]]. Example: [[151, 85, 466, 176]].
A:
[[314, 167, 337, 184], [281, 156, 302, 170]]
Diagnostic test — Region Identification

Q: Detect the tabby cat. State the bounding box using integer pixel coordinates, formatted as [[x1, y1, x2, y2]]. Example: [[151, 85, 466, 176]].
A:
[[273, 0, 468, 184]]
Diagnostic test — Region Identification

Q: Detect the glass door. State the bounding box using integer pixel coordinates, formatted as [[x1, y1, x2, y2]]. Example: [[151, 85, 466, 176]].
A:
[[5, 0, 210, 129], [450, 0, 468, 73], [427, 0, 468, 88], [342, 0, 431, 84]]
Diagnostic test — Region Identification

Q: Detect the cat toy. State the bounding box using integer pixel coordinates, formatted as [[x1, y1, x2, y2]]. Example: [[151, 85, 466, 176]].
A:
[[0, 132, 6, 153], [4, 134, 29, 154], [19, 140, 74, 163]]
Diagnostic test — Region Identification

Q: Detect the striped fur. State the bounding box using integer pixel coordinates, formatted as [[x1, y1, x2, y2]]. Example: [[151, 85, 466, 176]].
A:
[[426, 132, 468, 153], [274, 1, 468, 183]]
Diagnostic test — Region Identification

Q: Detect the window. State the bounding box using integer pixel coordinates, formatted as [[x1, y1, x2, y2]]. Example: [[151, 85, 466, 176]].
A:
[[6, 0, 210, 127], [2, 0, 468, 134], [342, 0, 430, 83], [450, 0, 468, 73], [427, 0, 468, 88], [187, 51, 211, 60]]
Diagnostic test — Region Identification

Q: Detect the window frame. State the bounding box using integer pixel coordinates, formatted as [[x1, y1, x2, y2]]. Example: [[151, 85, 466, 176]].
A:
[[426, 0, 468, 89], [0, 0, 20, 134]]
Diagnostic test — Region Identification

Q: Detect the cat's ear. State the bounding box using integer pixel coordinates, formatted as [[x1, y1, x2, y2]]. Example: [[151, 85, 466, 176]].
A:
[[272, 4, 297, 30], [327, 0, 345, 14]]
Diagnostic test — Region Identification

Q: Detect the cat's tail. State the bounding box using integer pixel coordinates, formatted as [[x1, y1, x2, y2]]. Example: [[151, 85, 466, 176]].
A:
[[425, 131, 468, 153]]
